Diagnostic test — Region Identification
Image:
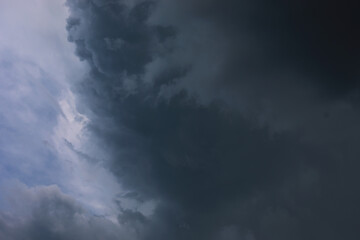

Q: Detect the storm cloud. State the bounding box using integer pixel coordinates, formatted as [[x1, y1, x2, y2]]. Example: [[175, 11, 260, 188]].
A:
[[1, 0, 359, 239], [62, 0, 360, 240]]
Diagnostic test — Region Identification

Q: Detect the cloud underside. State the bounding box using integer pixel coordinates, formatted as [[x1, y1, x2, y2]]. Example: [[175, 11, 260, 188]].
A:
[[4, 0, 360, 239]]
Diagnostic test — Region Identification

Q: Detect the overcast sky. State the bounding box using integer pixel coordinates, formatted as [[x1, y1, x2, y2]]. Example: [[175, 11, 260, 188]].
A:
[[1, 0, 360, 239]]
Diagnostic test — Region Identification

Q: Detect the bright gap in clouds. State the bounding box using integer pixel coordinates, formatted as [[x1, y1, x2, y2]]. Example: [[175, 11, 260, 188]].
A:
[[0, 0, 138, 221]]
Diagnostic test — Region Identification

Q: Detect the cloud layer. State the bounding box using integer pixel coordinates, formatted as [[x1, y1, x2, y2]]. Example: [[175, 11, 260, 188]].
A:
[[1, 0, 360, 239], [63, 0, 360, 239]]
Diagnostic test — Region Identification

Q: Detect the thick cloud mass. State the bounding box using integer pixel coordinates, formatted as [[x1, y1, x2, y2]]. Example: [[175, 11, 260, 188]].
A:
[[65, 0, 360, 239]]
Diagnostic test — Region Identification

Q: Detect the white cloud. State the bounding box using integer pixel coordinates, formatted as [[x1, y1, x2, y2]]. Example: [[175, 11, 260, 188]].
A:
[[0, 0, 155, 224], [0, 0, 134, 221]]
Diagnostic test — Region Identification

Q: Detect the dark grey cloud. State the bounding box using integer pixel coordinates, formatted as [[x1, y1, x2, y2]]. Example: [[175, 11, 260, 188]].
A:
[[164, 0, 360, 93], [65, 0, 360, 239]]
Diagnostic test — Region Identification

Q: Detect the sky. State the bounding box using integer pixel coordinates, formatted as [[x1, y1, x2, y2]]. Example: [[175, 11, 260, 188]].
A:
[[0, 0, 360, 239]]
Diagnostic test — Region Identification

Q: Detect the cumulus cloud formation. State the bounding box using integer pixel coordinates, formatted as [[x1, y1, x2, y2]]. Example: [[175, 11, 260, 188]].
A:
[[1, 0, 360, 239], [63, 0, 360, 239]]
